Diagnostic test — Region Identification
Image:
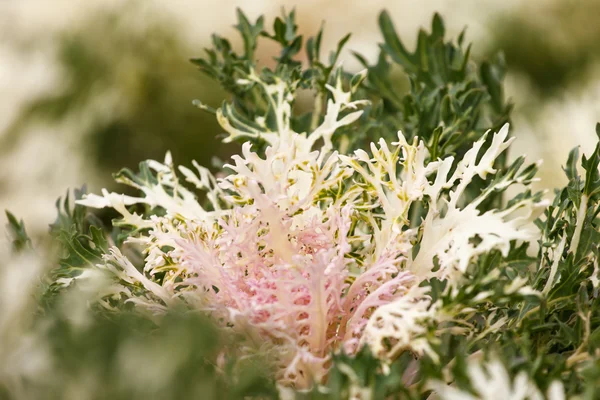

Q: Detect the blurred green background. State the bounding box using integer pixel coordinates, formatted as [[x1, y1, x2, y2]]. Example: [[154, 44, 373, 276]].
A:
[[1, 0, 600, 237]]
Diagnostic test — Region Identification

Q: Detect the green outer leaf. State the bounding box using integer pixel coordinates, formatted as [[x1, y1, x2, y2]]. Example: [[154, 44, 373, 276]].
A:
[[5, 210, 32, 252]]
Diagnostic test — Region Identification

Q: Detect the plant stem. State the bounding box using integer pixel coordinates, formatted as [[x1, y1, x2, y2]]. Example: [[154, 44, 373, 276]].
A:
[[542, 235, 567, 295], [310, 92, 323, 132], [570, 194, 588, 257]]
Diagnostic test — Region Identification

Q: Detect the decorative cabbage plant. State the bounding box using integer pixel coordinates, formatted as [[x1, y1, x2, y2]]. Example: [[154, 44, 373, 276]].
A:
[[5, 9, 600, 400]]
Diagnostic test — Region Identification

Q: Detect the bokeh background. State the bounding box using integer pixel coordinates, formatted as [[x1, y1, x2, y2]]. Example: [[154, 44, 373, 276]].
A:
[[2, 0, 599, 237]]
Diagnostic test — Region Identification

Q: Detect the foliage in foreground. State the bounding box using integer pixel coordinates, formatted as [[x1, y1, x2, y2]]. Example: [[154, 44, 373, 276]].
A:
[[3, 9, 600, 400]]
